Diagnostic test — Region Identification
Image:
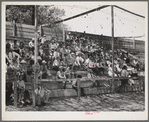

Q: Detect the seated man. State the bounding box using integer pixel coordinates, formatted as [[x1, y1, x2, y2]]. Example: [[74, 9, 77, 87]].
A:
[[120, 65, 129, 93], [39, 60, 48, 79], [29, 38, 35, 52], [52, 57, 60, 71], [49, 38, 59, 50], [34, 85, 51, 106], [73, 53, 84, 71], [57, 66, 66, 79], [53, 48, 60, 60], [57, 66, 66, 88], [13, 40, 20, 54], [108, 64, 117, 77], [64, 66, 72, 81], [66, 52, 75, 67], [19, 41, 25, 57], [7, 49, 21, 70], [114, 63, 121, 77], [88, 56, 100, 75]]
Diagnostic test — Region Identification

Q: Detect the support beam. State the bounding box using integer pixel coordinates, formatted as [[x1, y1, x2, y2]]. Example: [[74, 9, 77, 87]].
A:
[[14, 76, 17, 107], [111, 5, 115, 93], [42, 5, 110, 27], [114, 5, 145, 18], [32, 5, 38, 107], [12, 20, 16, 36]]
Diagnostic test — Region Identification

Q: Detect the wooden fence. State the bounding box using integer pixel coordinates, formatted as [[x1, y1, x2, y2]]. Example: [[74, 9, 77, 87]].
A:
[[6, 76, 145, 100], [6, 22, 145, 53]]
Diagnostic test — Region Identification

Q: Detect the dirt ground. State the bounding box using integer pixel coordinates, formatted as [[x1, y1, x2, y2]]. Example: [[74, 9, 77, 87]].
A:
[[6, 91, 145, 111]]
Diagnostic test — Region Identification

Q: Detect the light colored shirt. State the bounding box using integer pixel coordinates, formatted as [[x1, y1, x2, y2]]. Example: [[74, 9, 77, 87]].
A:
[[75, 56, 84, 66], [88, 60, 95, 68], [8, 51, 20, 66], [85, 58, 90, 66], [29, 41, 34, 48], [121, 69, 129, 78], [57, 71, 66, 79], [53, 51, 60, 59]]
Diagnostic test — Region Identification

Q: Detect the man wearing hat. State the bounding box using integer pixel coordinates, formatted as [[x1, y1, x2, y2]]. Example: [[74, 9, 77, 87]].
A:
[[39, 60, 48, 79], [49, 37, 59, 50], [119, 65, 129, 93], [19, 59, 27, 82], [13, 39, 20, 54], [29, 38, 35, 52], [73, 52, 84, 71], [41, 35, 46, 44], [7, 47, 21, 70], [57, 66, 67, 88]]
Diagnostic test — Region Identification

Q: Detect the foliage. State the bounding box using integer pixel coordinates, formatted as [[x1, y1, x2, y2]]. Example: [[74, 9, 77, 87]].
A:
[[6, 5, 34, 24], [6, 5, 68, 30]]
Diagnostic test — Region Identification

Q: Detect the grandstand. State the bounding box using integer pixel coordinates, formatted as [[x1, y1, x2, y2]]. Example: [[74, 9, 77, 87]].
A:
[[5, 5, 145, 107]]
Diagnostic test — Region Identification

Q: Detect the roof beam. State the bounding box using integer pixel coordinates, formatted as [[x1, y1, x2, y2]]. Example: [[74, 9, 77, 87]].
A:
[[114, 5, 145, 18], [42, 5, 110, 27]]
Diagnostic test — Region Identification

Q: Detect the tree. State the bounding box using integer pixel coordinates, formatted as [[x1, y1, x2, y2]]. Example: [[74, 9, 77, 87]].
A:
[[6, 5, 68, 30], [6, 5, 34, 25]]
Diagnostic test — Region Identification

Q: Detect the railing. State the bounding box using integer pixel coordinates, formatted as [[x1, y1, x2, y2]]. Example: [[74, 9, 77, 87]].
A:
[[6, 75, 145, 107]]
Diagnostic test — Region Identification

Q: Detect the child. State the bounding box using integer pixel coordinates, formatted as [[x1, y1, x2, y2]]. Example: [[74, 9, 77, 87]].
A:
[[17, 75, 25, 104]]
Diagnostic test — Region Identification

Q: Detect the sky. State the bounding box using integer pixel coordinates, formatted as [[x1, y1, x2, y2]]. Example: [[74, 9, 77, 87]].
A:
[[54, 2, 147, 41], [4, 2, 147, 41]]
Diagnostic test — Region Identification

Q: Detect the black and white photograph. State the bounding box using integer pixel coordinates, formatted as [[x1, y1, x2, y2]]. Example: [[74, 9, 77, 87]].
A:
[[2, 1, 148, 120]]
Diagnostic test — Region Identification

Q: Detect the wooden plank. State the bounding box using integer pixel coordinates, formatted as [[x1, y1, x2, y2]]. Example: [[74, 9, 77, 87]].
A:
[[6, 28, 13, 31], [42, 28, 52, 33], [16, 23, 35, 29], [13, 78, 17, 107], [16, 28, 35, 33], [77, 80, 81, 102], [41, 82, 64, 90], [16, 33, 35, 38], [6, 25, 13, 28], [6, 32, 13, 36], [10, 83, 143, 99]]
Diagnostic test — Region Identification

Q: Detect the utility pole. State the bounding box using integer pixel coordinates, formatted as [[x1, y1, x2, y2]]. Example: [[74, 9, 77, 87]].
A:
[[32, 5, 38, 107], [111, 5, 115, 93]]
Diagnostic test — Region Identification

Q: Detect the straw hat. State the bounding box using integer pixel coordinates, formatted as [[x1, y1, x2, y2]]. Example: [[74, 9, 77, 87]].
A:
[[20, 59, 26, 64], [71, 52, 75, 55], [59, 66, 63, 69], [42, 60, 46, 64]]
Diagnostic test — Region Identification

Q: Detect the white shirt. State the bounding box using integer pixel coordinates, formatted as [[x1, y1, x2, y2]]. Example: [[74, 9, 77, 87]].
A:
[[88, 60, 95, 68], [29, 41, 34, 48], [8, 51, 20, 65], [57, 71, 66, 79], [49, 43, 59, 50], [108, 67, 117, 77], [53, 51, 60, 59], [107, 60, 112, 66], [41, 37, 46, 44], [75, 56, 84, 66], [85, 58, 90, 65], [116, 64, 121, 72]]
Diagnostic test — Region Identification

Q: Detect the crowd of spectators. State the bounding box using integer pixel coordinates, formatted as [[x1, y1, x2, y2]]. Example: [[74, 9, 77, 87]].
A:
[[6, 31, 142, 80], [6, 31, 143, 105]]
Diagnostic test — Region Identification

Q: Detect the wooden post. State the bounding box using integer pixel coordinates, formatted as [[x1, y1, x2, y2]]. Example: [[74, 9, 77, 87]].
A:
[[14, 76, 17, 107], [32, 5, 38, 107], [40, 25, 43, 37], [13, 20, 17, 107], [133, 38, 135, 49], [63, 23, 65, 42], [111, 5, 115, 93], [13, 20, 16, 36], [77, 79, 81, 102]]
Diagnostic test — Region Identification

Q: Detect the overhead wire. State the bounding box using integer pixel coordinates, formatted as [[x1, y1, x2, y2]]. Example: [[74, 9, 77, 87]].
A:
[[114, 5, 145, 18]]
